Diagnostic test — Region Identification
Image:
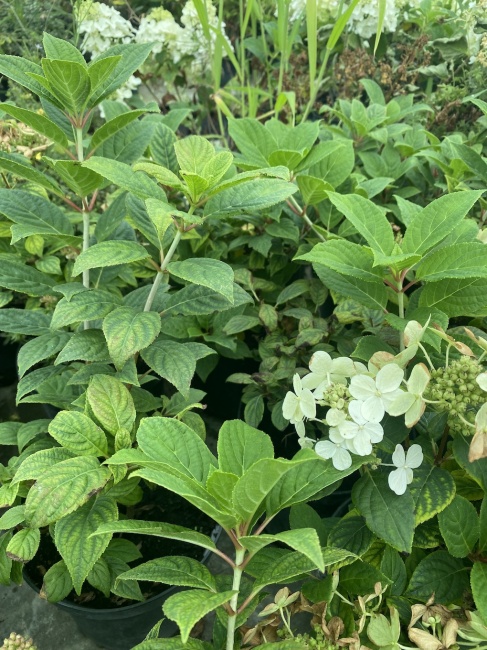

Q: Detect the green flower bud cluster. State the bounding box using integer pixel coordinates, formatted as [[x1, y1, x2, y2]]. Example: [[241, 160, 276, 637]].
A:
[[425, 357, 485, 433], [1, 633, 37, 649], [320, 383, 351, 411], [277, 626, 339, 649]]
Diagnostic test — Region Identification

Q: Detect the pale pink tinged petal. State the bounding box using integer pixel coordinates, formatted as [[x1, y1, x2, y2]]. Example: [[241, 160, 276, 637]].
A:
[[405, 444, 423, 469], [404, 399, 426, 429], [308, 351, 333, 375], [333, 446, 353, 470], [282, 392, 299, 421], [300, 390, 317, 419], [376, 363, 404, 393], [365, 422, 384, 443], [348, 400, 366, 424], [301, 373, 323, 390], [326, 408, 347, 427], [350, 432, 372, 456], [388, 468, 407, 495], [292, 373, 302, 394], [295, 421, 305, 437], [388, 392, 416, 417], [391, 444, 406, 468], [360, 396, 384, 423], [315, 440, 337, 460], [407, 363, 430, 395], [338, 421, 359, 440], [349, 374, 376, 400], [476, 373, 487, 392]]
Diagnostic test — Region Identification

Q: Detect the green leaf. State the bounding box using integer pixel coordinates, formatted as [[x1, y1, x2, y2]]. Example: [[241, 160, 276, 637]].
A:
[[102, 306, 160, 370], [136, 417, 216, 483], [0, 422, 20, 446], [163, 590, 235, 644], [410, 466, 455, 525], [0, 189, 73, 243], [44, 158, 102, 197], [6, 528, 40, 562], [72, 241, 149, 276], [150, 123, 178, 172], [471, 562, 487, 623], [118, 556, 216, 591], [87, 375, 136, 436], [49, 411, 108, 457], [352, 473, 415, 553], [438, 495, 479, 557], [91, 520, 217, 554], [82, 157, 166, 201], [96, 120, 156, 166], [380, 545, 407, 596], [480, 497, 487, 554], [327, 192, 395, 256], [51, 289, 121, 329], [415, 242, 487, 281], [168, 258, 234, 302], [0, 55, 58, 104], [296, 175, 332, 205], [0, 258, 56, 296], [87, 56, 122, 104], [41, 560, 73, 603], [419, 277, 487, 317], [55, 495, 118, 594], [402, 191, 484, 255], [314, 266, 388, 311], [43, 33, 86, 66], [222, 315, 260, 335], [174, 136, 215, 175], [12, 448, 74, 484], [296, 241, 383, 282], [242, 528, 324, 571], [244, 395, 264, 428], [307, 140, 355, 186], [25, 456, 111, 527], [328, 516, 374, 557], [0, 152, 62, 195], [141, 340, 196, 397], [453, 435, 487, 490], [203, 178, 297, 219], [89, 110, 152, 154], [0, 308, 51, 335], [218, 420, 273, 477], [41, 59, 91, 115], [87, 557, 111, 597], [55, 330, 110, 364], [163, 284, 251, 317], [339, 560, 391, 596], [406, 550, 469, 603], [0, 506, 25, 530]]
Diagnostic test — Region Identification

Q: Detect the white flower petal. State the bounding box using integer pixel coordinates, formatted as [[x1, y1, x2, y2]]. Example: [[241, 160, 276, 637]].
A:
[[360, 396, 384, 423], [300, 389, 317, 419], [309, 351, 333, 375], [301, 373, 324, 391], [364, 422, 384, 443], [388, 467, 407, 495], [348, 400, 366, 425], [282, 392, 299, 421], [326, 408, 347, 427], [315, 440, 337, 460], [338, 421, 359, 440], [405, 467, 414, 485], [292, 373, 302, 394], [349, 374, 376, 400], [405, 444, 423, 469], [331, 357, 355, 376], [407, 363, 430, 396], [476, 373, 487, 392], [382, 388, 406, 411], [376, 363, 404, 393], [333, 446, 353, 470], [350, 432, 372, 456], [388, 392, 416, 417], [295, 421, 305, 437], [329, 428, 347, 445], [391, 444, 406, 468], [404, 398, 426, 429]]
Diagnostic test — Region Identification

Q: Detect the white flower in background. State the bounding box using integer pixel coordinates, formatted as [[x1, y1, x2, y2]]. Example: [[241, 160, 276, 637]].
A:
[[301, 351, 354, 396], [113, 75, 141, 103], [349, 363, 404, 423], [315, 428, 353, 470], [388, 363, 430, 428], [388, 444, 423, 495], [278, 0, 341, 23], [282, 374, 316, 428], [348, 0, 398, 40], [76, 0, 135, 56], [337, 400, 384, 456], [136, 8, 184, 57]]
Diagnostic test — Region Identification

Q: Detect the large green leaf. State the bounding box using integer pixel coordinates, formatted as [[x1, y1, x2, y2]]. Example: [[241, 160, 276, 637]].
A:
[[48, 411, 108, 457], [6, 528, 40, 562], [314, 266, 388, 311], [0, 258, 56, 296], [55, 330, 110, 364], [163, 590, 235, 644], [86, 375, 136, 436], [40, 560, 73, 603], [438, 495, 479, 557], [0, 103, 69, 147], [406, 550, 469, 603], [25, 456, 111, 527], [82, 157, 166, 200], [352, 473, 415, 552], [174, 136, 215, 175], [163, 283, 251, 316], [44, 158, 103, 197], [0, 55, 59, 104], [0, 506, 25, 530], [296, 240, 383, 282], [55, 495, 118, 593], [409, 466, 455, 525], [419, 277, 487, 317], [203, 178, 297, 219], [168, 258, 234, 302], [72, 241, 149, 276], [415, 242, 487, 281], [327, 192, 395, 256], [89, 110, 153, 153], [51, 289, 121, 329], [217, 420, 274, 477], [18, 331, 70, 378], [118, 556, 217, 591], [43, 33, 87, 65], [136, 417, 216, 483], [0, 189, 73, 243], [0, 308, 51, 335], [402, 191, 484, 255], [0, 152, 62, 195], [103, 306, 161, 369], [471, 562, 487, 623], [96, 120, 156, 166], [12, 448, 74, 484], [87, 56, 121, 103], [241, 528, 324, 571], [42, 59, 91, 115], [328, 516, 374, 557], [140, 339, 197, 397]]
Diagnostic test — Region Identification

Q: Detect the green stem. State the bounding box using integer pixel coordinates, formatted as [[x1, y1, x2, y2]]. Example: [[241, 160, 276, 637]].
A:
[[288, 195, 326, 242], [226, 548, 245, 650], [144, 228, 182, 313], [397, 289, 405, 351], [75, 125, 91, 329]]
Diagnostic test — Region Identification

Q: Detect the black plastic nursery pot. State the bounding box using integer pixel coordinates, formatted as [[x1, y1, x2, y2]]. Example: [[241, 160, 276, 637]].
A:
[[24, 525, 221, 650]]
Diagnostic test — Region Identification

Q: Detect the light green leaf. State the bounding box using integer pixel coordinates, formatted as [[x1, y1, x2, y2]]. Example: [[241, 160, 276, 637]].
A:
[[164, 589, 235, 644], [402, 191, 484, 255], [352, 472, 415, 552], [0, 258, 56, 297], [419, 277, 487, 317], [87, 56, 121, 103], [0, 506, 25, 530], [296, 240, 383, 282], [44, 158, 103, 197], [6, 528, 40, 562], [168, 258, 234, 302], [415, 242, 487, 281], [55, 495, 118, 594], [0, 152, 62, 195], [438, 495, 479, 557], [17, 331, 69, 379], [87, 375, 136, 436], [118, 556, 216, 591], [471, 562, 487, 623], [141, 339, 196, 397], [203, 178, 297, 219], [40, 560, 73, 603], [25, 456, 111, 528], [103, 306, 160, 370], [217, 420, 273, 477], [89, 110, 152, 154], [12, 448, 74, 484], [0, 422, 20, 446], [133, 163, 184, 191], [174, 136, 216, 175], [51, 289, 121, 329], [72, 241, 149, 276], [244, 395, 264, 428], [406, 550, 469, 603], [296, 175, 332, 205], [82, 157, 166, 201], [55, 330, 110, 364], [41, 59, 91, 115], [0, 189, 73, 242], [48, 411, 108, 457], [410, 466, 455, 525], [242, 528, 324, 571], [314, 266, 388, 311], [43, 33, 86, 66], [0, 55, 59, 104]]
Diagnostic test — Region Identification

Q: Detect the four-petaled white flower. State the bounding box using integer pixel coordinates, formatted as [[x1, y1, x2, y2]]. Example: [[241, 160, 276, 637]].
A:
[[388, 444, 423, 495], [301, 351, 354, 397], [349, 363, 404, 423], [337, 401, 384, 456], [315, 428, 352, 470], [476, 373, 487, 392], [388, 363, 430, 428], [282, 374, 316, 427]]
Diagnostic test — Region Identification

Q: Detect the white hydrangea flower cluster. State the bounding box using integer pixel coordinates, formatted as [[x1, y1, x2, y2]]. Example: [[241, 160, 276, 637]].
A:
[[136, 8, 184, 57], [76, 0, 135, 56], [347, 0, 398, 40]]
